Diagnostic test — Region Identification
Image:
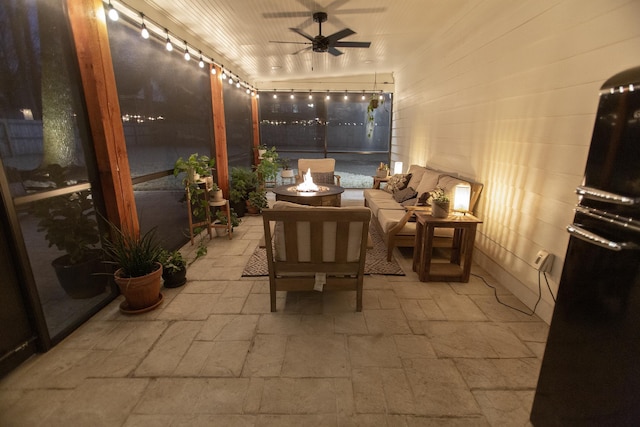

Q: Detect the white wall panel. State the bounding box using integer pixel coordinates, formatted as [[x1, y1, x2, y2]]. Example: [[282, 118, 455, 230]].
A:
[[393, 0, 640, 323]]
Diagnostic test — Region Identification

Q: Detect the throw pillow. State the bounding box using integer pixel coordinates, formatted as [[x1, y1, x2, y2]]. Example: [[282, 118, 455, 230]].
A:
[[311, 171, 335, 185], [392, 187, 417, 203], [384, 173, 411, 193]]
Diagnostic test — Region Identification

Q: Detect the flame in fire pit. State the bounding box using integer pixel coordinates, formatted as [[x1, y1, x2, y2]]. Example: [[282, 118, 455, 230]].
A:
[[296, 168, 319, 192]]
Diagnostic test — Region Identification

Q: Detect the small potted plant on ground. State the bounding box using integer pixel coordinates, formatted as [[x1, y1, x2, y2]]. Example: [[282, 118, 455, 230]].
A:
[[431, 187, 450, 218], [214, 209, 241, 236], [102, 223, 164, 313], [158, 249, 187, 288], [247, 189, 268, 214], [230, 166, 258, 216]]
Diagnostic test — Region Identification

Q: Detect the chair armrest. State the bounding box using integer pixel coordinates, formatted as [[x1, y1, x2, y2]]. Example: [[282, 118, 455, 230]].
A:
[[405, 205, 431, 212], [334, 174, 341, 186]]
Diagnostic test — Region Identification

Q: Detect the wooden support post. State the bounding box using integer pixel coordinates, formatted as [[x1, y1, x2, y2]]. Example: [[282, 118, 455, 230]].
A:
[[66, 0, 139, 237], [210, 64, 229, 198]]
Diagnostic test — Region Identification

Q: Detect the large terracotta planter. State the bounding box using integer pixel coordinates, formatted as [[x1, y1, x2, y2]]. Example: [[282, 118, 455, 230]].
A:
[[114, 262, 163, 312]]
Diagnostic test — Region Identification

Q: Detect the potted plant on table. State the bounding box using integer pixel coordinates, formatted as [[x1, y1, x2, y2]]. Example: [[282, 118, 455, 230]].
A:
[[280, 157, 295, 179], [209, 182, 223, 202], [376, 162, 389, 178], [431, 187, 450, 218], [102, 223, 164, 313], [174, 154, 216, 220]]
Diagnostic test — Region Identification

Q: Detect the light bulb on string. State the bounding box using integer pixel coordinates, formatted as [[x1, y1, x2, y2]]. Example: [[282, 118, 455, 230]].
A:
[[308, 90, 312, 100], [183, 41, 190, 61], [210, 60, 217, 74], [344, 91, 348, 100], [221, 68, 227, 79], [273, 90, 277, 99], [361, 91, 365, 101], [107, 1, 119, 21], [326, 91, 330, 100], [290, 90, 294, 99], [140, 14, 149, 39], [165, 29, 173, 51], [236, 80, 241, 88], [198, 51, 204, 68], [228, 77, 233, 84]]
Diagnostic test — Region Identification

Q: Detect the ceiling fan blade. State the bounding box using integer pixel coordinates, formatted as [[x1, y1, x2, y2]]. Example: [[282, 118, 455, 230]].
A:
[[330, 7, 387, 14], [262, 11, 311, 18], [333, 41, 371, 48], [328, 46, 344, 56], [289, 27, 315, 42], [292, 46, 312, 55], [326, 28, 355, 44], [269, 40, 312, 45]]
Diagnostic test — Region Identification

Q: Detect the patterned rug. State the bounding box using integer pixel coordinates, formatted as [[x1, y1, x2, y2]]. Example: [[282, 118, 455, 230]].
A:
[[242, 224, 405, 277]]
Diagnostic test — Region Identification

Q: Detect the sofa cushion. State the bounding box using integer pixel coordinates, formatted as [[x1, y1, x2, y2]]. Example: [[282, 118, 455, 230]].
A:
[[384, 173, 411, 193], [271, 201, 368, 262], [367, 195, 405, 217], [413, 169, 441, 201], [392, 187, 417, 203], [311, 171, 335, 185], [406, 165, 428, 191]]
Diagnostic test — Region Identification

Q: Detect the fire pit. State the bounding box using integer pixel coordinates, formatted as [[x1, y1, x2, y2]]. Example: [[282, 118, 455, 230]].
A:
[[272, 169, 344, 206]]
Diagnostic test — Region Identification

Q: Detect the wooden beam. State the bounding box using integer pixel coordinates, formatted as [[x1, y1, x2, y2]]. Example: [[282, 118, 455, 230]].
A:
[[66, 0, 139, 237], [210, 64, 229, 197], [251, 93, 260, 165]]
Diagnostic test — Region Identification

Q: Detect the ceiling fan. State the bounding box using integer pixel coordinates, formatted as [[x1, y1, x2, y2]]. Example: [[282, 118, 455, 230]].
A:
[[270, 11, 371, 56]]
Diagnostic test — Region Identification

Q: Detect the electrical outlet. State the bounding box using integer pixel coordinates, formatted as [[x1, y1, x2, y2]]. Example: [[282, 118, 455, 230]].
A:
[[533, 250, 553, 272]]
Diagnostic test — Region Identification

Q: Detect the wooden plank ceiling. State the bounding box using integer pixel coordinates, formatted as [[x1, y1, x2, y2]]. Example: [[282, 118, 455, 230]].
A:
[[125, 0, 476, 86]]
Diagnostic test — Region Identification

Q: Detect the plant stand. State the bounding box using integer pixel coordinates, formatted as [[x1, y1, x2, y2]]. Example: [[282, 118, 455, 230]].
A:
[[209, 199, 233, 239], [187, 182, 212, 245]]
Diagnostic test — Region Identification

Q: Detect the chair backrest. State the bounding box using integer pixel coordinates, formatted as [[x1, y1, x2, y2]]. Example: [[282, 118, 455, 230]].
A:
[[262, 202, 371, 274], [297, 158, 336, 174], [296, 158, 339, 185]]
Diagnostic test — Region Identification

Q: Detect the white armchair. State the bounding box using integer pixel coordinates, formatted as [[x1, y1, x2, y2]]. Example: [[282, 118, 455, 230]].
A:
[[296, 158, 341, 186]]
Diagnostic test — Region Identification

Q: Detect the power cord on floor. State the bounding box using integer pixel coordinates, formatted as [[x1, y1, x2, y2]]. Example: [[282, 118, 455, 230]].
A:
[[472, 272, 545, 316]]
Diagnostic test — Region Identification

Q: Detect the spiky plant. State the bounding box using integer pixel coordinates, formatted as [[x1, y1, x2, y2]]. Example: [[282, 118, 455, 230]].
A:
[[102, 224, 163, 278]]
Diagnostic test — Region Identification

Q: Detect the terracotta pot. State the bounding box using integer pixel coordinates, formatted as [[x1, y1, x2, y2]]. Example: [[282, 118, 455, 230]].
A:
[[114, 263, 163, 311], [432, 201, 450, 218]]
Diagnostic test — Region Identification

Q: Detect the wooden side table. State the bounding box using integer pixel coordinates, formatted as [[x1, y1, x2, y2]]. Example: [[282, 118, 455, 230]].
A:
[[413, 212, 482, 282], [372, 176, 389, 189], [186, 182, 212, 245]]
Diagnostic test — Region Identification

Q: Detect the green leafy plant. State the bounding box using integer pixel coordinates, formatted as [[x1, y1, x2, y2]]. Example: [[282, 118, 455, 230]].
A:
[[248, 189, 269, 211], [32, 164, 100, 265], [366, 94, 384, 138], [102, 224, 163, 278], [173, 153, 215, 185], [174, 154, 216, 220], [255, 146, 279, 185], [230, 166, 258, 204], [215, 209, 241, 229], [280, 157, 291, 170], [431, 187, 449, 203], [158, 249, 186, 274]]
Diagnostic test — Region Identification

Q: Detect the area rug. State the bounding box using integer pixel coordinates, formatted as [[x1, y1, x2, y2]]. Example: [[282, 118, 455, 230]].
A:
[[242, 224, 405, 276]]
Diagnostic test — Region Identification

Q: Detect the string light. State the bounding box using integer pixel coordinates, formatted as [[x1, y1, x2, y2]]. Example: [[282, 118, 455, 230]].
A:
[[107, 0, 119, 21], [140, 13, 149, 39], [290, 90, 294, 99], [183, 41, 190, 61], [165, 29, 173, 51], [221, 68, 227, 80], [326, 91, 330, 100], [103, 1, 266, 96], [361, 91, 366, 100], [309, 90, 312, 100], [344, 91, 348, 100]]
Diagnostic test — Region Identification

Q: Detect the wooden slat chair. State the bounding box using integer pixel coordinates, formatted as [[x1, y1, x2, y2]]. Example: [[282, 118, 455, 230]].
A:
[[296, 158, 341, 186], [262, 201, 371, 312]]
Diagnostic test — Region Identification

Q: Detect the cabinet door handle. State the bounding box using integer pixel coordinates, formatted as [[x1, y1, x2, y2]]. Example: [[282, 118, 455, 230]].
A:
[[576, 185, 640, 206], [567, 224, 639, 251]]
